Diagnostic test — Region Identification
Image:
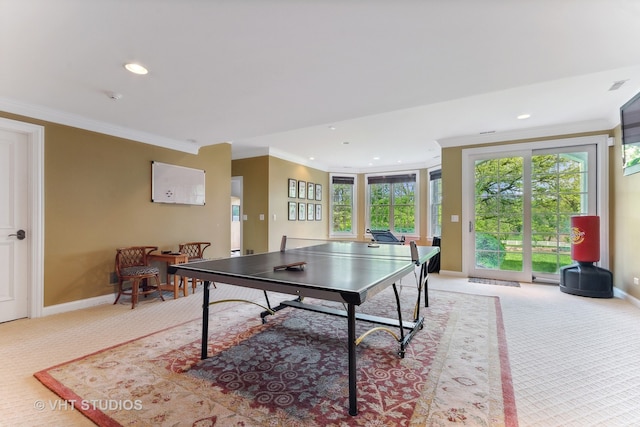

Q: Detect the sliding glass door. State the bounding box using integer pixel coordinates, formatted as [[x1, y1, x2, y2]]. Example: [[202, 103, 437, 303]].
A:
[[467, 145, 596, 283], [530, 147, 596, 282], [471, 152, 530, 282]]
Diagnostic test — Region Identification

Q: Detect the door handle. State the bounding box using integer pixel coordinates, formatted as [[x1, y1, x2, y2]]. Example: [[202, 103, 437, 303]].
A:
[[8, 229, 26, 240], [469, 221, 474, 232]]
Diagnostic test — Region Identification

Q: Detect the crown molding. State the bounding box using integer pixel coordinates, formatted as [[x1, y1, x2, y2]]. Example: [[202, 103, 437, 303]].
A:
[[0, 97, 199, 154], [329, 160, 440, 174], [437, 119, 613, 148], [231, 146, 331, 171]]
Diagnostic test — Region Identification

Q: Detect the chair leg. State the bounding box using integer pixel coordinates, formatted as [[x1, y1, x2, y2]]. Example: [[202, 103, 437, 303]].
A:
[[114, 279, 123, 304], [131, 279, 139, 309], [155, 274, 165, 301]]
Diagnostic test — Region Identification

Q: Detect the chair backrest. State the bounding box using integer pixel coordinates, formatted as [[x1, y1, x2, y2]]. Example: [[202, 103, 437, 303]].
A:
[[179, 242, 211, 260], [115, 246, 158, 275]]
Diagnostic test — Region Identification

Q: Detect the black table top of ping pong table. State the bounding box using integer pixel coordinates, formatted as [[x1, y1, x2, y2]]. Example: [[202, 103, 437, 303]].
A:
[[168, 238, 440, 416], [170, 240, 439, 305]]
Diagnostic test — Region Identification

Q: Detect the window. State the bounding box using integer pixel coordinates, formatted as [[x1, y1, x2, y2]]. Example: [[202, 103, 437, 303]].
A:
[[429, 169, 442, 237], [366, 172, 418, 235], [330, 174, 356, 236]]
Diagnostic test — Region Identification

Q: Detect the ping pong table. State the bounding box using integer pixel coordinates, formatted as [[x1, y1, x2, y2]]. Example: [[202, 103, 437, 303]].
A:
[[169, 237, 440, 416]]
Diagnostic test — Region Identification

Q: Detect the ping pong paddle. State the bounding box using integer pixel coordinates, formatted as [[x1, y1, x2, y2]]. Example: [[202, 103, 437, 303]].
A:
[[273, 261, 306, 271]]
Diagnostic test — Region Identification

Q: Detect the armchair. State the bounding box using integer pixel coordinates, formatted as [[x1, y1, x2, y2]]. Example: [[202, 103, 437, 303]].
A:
[[114, 246, 164, 309], [179, 242, 214, 292]]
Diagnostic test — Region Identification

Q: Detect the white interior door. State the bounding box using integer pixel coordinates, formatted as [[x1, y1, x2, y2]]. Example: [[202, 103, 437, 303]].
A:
[[0, 127, 29, 322]]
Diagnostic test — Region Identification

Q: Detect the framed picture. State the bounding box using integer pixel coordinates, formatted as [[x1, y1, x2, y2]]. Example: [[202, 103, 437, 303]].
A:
[[288, 202, 297, 220], [307, 182, 314, 200], [315, 183, 322, 201], [298, 203, 306, 220], [298, 181, 306, 199], [307, 203, 314, 221], [315, 204, 322, 221], [288, 179, 297, 198]]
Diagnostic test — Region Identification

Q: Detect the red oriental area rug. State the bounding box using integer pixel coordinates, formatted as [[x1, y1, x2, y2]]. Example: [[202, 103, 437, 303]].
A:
[[35, 288, 518, 426]]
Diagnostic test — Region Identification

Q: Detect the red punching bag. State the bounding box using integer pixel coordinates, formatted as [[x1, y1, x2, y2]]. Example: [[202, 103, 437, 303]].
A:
[[570, 216, 600, 263]]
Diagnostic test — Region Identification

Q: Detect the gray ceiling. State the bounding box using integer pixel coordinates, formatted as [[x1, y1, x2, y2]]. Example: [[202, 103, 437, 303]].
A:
[[2, 0, 640, 172]]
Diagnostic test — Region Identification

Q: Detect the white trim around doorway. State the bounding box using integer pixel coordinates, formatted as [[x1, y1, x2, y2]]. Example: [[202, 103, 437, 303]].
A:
[[0, 117, 45, 318]]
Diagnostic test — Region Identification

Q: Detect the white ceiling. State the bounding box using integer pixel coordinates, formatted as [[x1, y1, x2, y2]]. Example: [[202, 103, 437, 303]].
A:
[[2, 0, 640, 172]]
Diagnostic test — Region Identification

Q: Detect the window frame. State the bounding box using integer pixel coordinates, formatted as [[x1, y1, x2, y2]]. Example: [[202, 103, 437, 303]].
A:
[[428, 168, 442, 238], [365, 170, 420, 237], [329, 173, 358, 238]]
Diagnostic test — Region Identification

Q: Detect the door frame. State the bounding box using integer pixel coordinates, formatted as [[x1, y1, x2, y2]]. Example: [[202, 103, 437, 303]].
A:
[[467, 149, 533, 283], [0, 117, 44, 318], [231, 176, 243, 255], [461, 134, 610, 281]]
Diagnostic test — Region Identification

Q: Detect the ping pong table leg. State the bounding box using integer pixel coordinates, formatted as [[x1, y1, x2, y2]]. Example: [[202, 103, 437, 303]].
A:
[[415, 263, 429, 321], [392, 283, 406, 357], [348, 303, 358, 416], [201, 280, 211, 360], [423, 263, 429, 308]]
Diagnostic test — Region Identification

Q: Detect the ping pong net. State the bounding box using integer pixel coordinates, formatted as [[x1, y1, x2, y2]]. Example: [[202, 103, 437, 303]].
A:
[[280, 236, 421, 265]]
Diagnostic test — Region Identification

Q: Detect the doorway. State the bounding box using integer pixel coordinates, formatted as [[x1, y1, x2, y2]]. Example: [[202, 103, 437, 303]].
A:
[[231, 197, 241, 255], [0, 117, 44, 321], [462, 135, 607, 284], [231, 177, 243, 256]]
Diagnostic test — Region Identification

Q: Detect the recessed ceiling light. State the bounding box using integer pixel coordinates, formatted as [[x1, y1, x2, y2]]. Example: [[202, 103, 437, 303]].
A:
[[328, 126, 336, 130], [124, 63, 148, 75], [517, 114, 531, 120], [373, 156, 380, 160], [309, 157, 315, 160]]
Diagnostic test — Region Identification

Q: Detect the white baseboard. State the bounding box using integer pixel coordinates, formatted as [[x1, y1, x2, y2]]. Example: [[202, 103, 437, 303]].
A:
[[41, 293, 115, 317], [613, 287, 640, 309], [436, 270, 467, 278]]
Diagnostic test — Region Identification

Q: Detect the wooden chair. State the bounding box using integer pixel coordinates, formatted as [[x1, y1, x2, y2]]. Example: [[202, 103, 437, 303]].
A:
[[178, 242, 214, 292], [114, 246, 164, 309]]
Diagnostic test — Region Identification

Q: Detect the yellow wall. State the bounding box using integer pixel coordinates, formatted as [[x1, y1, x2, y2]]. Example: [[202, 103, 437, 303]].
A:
[[1, 112, 231, 306], [231, 157, 329, 253], [610, 127, 640, 299], [268, 157, 328, 251], [440, 148, 464, 272], [232, 156, 270, 254]]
